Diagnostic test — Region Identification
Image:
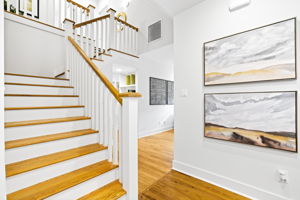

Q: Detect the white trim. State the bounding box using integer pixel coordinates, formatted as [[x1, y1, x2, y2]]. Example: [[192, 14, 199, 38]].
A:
[[139, 126, 173, 138], [4, 12, 65, 37], [0, 7, 7, 200], [173, 160, 289, 200]]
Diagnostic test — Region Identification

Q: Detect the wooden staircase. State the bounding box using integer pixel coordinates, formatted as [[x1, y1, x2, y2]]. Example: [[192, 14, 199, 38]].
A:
[[4, 73, 127, 199]]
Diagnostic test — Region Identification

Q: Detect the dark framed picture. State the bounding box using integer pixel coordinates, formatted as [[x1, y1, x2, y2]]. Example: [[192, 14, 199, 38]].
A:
[[204, 18, 297, 86], [150, 77, 174, 105], [204, 91, 297, 152], [19, 0, 40, 19]]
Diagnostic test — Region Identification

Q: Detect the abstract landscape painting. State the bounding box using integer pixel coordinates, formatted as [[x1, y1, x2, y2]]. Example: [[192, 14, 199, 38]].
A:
[[204, 92, 297, 152], [204, 18, 296, 85]]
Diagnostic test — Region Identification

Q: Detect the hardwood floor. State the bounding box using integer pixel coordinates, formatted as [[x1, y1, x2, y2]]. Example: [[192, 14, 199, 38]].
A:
[[138, 130, 250, 200], [138, 130, 174, 194]]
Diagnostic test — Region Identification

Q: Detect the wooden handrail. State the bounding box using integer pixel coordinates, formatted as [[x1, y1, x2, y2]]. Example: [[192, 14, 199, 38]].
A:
[[119, 92, 142, 98], [73, 14, 110, 28], [115, 17, 139, 32], [68, 36, 123, 104], [66, 0, 90, 12]]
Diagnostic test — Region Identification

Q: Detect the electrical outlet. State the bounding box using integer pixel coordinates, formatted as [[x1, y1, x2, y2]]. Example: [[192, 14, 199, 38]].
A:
[[277, 169, 288, 184]]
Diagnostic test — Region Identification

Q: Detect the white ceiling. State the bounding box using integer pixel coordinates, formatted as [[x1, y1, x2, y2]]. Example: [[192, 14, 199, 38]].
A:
[[150, 0, 206, 16]]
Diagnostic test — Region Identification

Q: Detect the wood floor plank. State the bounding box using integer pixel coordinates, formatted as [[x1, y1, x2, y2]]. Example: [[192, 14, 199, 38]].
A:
[[139, 130, 250, 200], [5, 116, 90, 128], [138, 130, 174, 194], [5, 129, 98, 149], [5, 105, 84, 110], [7, 160, 117, 200], [6, 144, 107, 177], [140, 170, 250, 200], [78, 180, 126, 200]]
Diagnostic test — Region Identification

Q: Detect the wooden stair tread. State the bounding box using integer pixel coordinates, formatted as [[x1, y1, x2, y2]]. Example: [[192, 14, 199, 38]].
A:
[[78, 180, 126, 200], [5, 129, 98, 149], [5, 94, 79, 97], [5, 116, 91, 128], [6, 144, 108, 177], [5, 82, 73, 88], [7, 160, 117, 200], [5, 105, 84, 110], [5, 73, 69, 80]]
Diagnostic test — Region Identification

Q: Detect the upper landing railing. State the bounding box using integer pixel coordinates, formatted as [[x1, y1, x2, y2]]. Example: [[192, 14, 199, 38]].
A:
[[4, 0, 95, 29], [71, 8, 139, 58]]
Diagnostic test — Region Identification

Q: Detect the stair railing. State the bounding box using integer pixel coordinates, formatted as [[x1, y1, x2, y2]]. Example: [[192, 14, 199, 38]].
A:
[[72, 8, 139, 59], [65, 19, 141, 199], [4, 0, 94, 29]]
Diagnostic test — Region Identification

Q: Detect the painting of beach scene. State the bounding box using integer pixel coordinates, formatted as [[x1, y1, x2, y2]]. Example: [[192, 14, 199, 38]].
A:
[[204, 92, 297, 152], [204, 18, 296, 85]]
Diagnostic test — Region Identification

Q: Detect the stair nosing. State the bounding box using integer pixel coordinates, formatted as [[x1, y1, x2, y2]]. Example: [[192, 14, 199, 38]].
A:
[[5, 116, 91, 128], [5, 94, 79, 97], [5, 82, 74, 88], [5, 105, 84, 110], [7, 160, 118, 200], [5, 129, 98, 149], [78, 180, 126, 200], [6, 144, 108, 177], [5, 73, 69, 80]]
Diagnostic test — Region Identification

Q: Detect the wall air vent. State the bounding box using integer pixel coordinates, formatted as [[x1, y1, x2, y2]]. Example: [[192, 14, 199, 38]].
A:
[[148, 20, 161, 43]]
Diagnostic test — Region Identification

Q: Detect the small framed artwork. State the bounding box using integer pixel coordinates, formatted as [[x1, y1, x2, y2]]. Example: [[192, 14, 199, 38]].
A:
[[204, 91, 297, 152], [19, 0, 40, 19], [150, 77, 174, 105], [204, 18, 296, 86]]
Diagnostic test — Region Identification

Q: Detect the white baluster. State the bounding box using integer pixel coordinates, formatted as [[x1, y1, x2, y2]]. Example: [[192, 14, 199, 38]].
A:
[[135, 30, 138, 55], [108, 95, 113, 162], [96, 21, 99, 59], [103, 89, 108, 146], [58, 0, 62, 28], [101, 20, 104, 53], [99, 83, 104, 144], [52, 0, 55, 25]]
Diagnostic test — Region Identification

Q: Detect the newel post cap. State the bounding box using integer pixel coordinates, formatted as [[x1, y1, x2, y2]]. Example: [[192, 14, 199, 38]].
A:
[[119, 92, 142, 98]]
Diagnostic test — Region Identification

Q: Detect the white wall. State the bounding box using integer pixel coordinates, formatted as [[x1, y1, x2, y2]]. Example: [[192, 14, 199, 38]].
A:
[[5, 13, 66, 77], [173, 0, 300, 200], [0, 7, 7, 200], [136, 55, 174, 138]]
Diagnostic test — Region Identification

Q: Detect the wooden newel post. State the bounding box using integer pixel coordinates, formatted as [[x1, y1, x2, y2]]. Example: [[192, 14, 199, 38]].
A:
[[87, 5, 95, 20], [63, 19, 75, 79], [120, 92, 142, 200], [107, 8, 116, 50]]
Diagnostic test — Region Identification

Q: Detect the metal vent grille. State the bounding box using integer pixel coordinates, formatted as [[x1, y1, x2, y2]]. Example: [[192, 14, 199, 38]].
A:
[[148, 20, 161, 43]]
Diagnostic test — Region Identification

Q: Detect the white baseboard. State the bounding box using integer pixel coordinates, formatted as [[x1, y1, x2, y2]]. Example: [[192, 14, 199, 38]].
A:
[[173, 160, 289, 200], [138, 126, 173, 138]]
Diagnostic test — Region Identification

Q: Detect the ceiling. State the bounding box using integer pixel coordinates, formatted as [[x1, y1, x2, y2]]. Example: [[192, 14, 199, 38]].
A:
[[150, 0, 206, 16]]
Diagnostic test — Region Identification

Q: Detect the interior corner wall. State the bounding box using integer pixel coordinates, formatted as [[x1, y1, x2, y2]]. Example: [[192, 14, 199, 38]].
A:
[[136, 57, 174, 138], [173, 0, 300, 199], [4, 16, 66, 77], [120, 0, 173, 55]]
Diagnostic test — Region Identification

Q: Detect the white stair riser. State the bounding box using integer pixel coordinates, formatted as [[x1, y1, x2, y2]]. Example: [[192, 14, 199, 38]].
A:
[[45, 169, 119, 200], [5, 107, 85, 122], [118, 195, 127, 200], [6, 150, 108, 193], [5, 75, 70, 86], [5, 119, 91, 141], [5, 134, 99, 164], [5, 85, 74, 95], [5, 96, 79, 107]]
